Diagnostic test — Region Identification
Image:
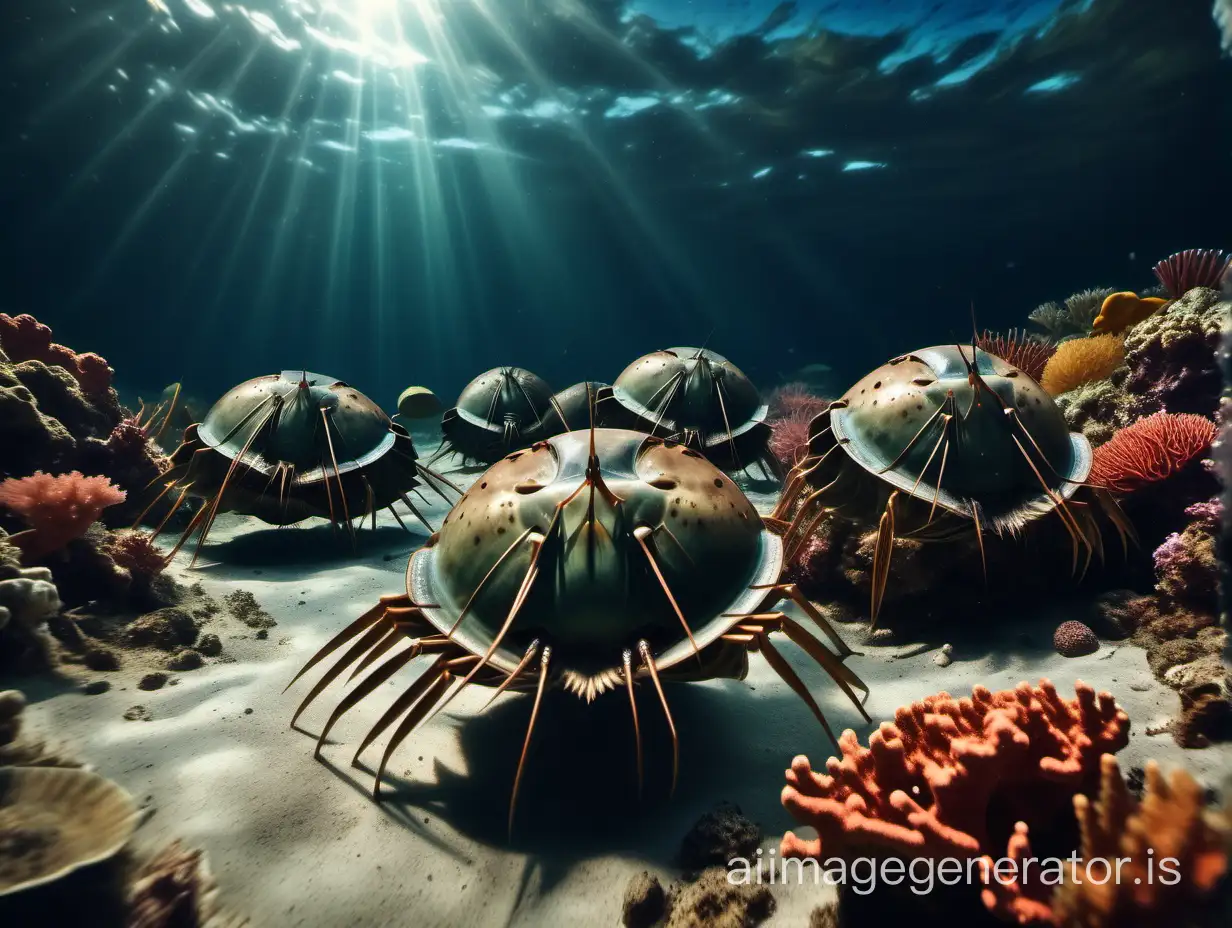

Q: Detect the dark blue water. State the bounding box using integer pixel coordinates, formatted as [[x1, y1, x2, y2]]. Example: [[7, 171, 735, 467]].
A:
[[2, 0, 1229, 410]]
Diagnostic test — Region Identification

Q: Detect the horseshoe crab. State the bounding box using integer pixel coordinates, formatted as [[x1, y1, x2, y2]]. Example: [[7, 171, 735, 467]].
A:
[[286, 426, 870, 834], [143, 371, 459, 563], [603, 347, 778, 478], [435, 367, 557, 465], [772, 345, 1134, 622]]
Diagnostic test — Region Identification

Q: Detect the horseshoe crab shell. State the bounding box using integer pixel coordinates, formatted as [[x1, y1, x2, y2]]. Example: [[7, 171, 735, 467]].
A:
[[0, 766, 139, 896], [437, 367, 557, 464], [605, 347, 776, 476]]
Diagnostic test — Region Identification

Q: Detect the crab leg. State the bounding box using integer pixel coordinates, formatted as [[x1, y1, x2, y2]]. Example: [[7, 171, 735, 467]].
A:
[[448, 526, 536, 634], [283, 595, 409, 694], [314, 641, 425, 757], [971, 500, 988, 584], [870, 490, 899, 626], [130, 479, 180, 530], [622, 648, 644, 800], [350, 653, 452, 764], [638, 639, 678, 798], [321, 409, 357, 546], [373, 667, 458, 799], [481, 639, 542, 709], [397, 491, 434, 534], [290, 623, 400, 727], [633, 526, 700, 660], [508, 645, 552, 837], [753, 630, 839, 748], [713, 376, 741, 470]]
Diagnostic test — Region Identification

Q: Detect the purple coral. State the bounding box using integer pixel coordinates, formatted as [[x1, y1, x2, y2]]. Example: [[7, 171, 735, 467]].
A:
[[1121, 287, 1225, 418], [1153, 497, 1220, 611], [1153, 249, 1231, 298]]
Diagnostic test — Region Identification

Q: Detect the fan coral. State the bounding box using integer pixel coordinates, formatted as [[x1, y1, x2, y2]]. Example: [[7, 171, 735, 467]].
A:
[[1088, 412, 1215, 495], [0, 471, 127, 560], [1040, 335, 1125, 397], [1153, 249, 1232, 298], [1054, 379, 1131, 448], [0, 313, 114, 396], [1028, 288, 1115, 342], [976, 329, 1054, 382], [1122, 286, 1226, 418], [1053, 620, 1098, 657], [981, 754, 1229, 926], [780, 680, 1129, 864], [1090, 291, 1169, 336]]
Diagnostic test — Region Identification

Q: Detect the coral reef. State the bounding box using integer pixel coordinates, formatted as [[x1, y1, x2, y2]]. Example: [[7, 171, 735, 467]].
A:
[[679, 802, 762, 873], [1039, 335, 1125, 397], [1029, 288, 1115, 342], [665, 868, 775, 928], [1121, 286, 1226, 418], [780, 680, 1129, 864], [1088, 412, 1215, 495], [981, 754, 1229, 926], [1153, 249, 1231, 298], [0, 471, 126, 561], [0, 313, 115, 399], [622, 871, 667, 928], [0, 537, 61, 673], [1054, 378, 1132, 447], [1091, 291, 1168, 336], [976, 330, 1054, 382], [1154, 499, 1221, 612], [1053, 621, 1098, 657]]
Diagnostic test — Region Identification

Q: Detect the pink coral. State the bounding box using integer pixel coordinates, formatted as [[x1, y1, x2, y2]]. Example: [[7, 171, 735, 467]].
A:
[[1153, 498, 1219, 609], [0, 313, 114, 395], [1153, 248, 1231, 298], [768, 410, 816, 469], [780, 680, 1129, 864], [0, 471, 127, 560], [1088, 412, 1215, 494], [767, 382, 829, 420]]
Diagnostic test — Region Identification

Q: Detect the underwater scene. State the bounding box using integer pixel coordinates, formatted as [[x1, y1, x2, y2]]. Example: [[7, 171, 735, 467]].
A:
[[2, 0, 1232, 925]]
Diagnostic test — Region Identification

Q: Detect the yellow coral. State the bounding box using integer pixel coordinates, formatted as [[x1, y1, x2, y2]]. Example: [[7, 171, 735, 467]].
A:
[[1039, 334, 1125, 396], [1091, 291, 1169, 335]]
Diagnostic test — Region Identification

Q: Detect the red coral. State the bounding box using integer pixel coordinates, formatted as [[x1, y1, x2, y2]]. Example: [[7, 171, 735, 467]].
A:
[[768, 410, 817, 469], [105, 529, 168, 579], [768, 383, 829, 420], [0, 471, 127, 560], [780, 680, 1129, 864], [0, 313, 114, 395], [976, 329, 1055, 383], [1088, 412, 1215, 494], [1153, 249, 1232, 298]]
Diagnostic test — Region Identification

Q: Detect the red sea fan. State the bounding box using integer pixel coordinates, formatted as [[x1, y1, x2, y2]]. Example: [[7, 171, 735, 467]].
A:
[[0, 471, 127, 560], [767, 382, 829, 420], [768, 409, 816, 469], [1088, 412, 1216, 494], [975, 328, 1055, 382], [1153, 249, 1232, 298]]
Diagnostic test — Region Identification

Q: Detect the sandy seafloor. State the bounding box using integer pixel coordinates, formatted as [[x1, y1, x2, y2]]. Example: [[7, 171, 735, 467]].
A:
[[18, 424, 1232, 927]]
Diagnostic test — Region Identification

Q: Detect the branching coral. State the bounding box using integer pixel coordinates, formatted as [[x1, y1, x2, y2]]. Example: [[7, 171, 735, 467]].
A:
[[981, 754, 1229, 926], [1121, 286, 1226, 418], [1029, 288, 1115, 342], [1153, 249, 1231, 298], [1040, 335, 1125, 397], [780, 680, 1130, 863], [976, 329, 1054, 382], [0, 471, 127, 561], [1087, 412, 1215, 495]]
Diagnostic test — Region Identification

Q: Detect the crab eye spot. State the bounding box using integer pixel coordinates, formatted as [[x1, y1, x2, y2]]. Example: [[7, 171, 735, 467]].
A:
[[649, 476, 678, 490]]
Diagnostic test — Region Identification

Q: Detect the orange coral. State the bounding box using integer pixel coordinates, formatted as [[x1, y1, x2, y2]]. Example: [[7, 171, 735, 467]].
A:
[[981, 754, 1229, 926], [0, 471, 127, 560], [780, 680, 1130, 863], [1088, 412, 1215, 494], [976, 329, 1055, 382], [1090, 292, 1169, 336], [1040, 335, 1125, 396]]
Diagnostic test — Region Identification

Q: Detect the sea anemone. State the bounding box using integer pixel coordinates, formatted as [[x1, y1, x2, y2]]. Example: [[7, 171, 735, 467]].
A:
[[0, 471, 127, 560], [1039, 334, 1125, 396], [1153, 248, 1232, 298], [975, 329, 1054, 382], [1088, 412, 1216, 495]]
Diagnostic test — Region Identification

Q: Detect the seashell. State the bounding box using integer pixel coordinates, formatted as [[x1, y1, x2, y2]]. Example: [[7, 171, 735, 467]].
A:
[[0, 765, 139, 895]]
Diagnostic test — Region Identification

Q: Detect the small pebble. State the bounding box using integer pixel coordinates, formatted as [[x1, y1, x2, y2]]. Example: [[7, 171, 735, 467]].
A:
[[255, 629, 269, 640], [196, 633, 223, 657], [934, 644, 953, 667], [166, 649, 204, 671], [123, 705, 152, 722], [138, 672, 169, 691], [84, 646, 121, 672], [244, 708, 253, 715], [81, 680, 110, 696]]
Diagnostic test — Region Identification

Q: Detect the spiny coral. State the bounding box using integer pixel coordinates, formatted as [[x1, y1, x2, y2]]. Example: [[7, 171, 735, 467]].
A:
[[981, 754, 1229, 926], [1029, 288, 1115, 342], [780, 680, 1129, 863], [1088, 412, 1215, 495], [976, 329, 1054, 382], [0, 471, 127, 561], [1040, 335, 1125, 397], [1090, 291, 1169, 335], [1153, 249, 1231, 298], [1054, 378, 1132, 448], [1122, 286, 1226, 418]]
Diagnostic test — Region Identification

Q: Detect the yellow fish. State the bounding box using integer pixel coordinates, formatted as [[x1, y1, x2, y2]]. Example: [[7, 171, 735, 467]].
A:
[[1091, 291, 1169, 335]]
